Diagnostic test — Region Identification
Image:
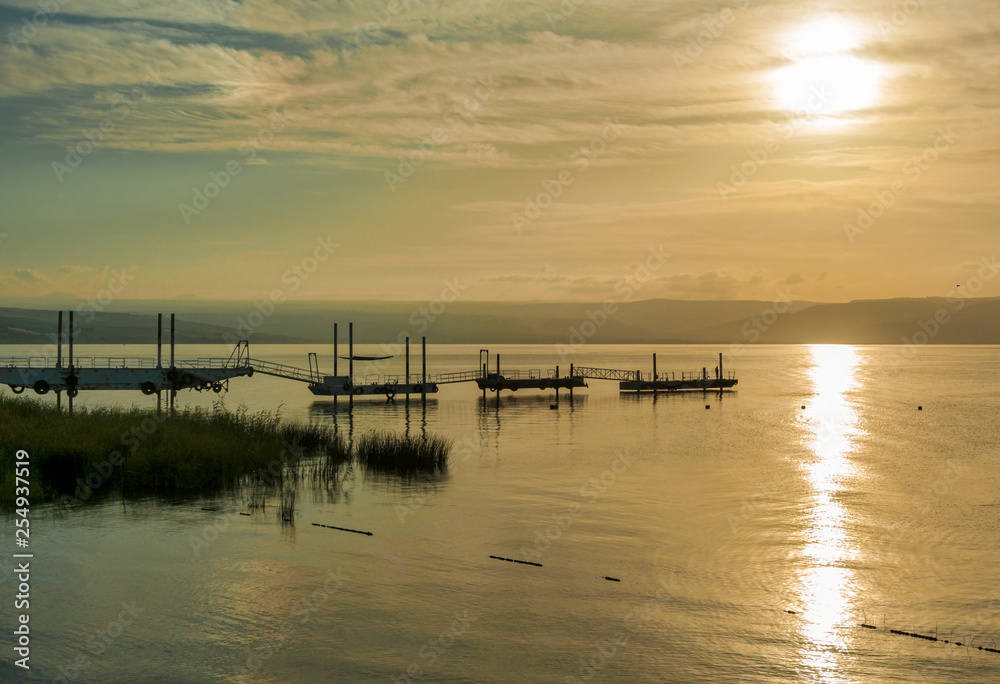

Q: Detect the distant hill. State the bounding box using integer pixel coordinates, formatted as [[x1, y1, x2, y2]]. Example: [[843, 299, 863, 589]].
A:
[[0, 296, 998, 345], [0, 308, 307, 345]]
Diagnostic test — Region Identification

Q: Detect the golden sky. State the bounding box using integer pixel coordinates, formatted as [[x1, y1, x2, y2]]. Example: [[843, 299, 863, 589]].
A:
[[0, 0, 997, 302]]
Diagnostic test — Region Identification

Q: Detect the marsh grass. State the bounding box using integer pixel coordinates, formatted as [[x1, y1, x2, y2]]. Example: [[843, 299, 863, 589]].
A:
[[0, 394, 451, 511], [0, 395, 345, 509], [356, 431, 451, 476]]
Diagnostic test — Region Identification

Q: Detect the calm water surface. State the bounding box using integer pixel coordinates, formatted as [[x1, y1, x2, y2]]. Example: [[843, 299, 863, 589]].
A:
[[2, 344, 999, 683]]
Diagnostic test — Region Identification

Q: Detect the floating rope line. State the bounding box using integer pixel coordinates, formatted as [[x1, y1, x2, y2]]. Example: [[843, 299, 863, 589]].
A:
[[786, 610, 999, 653], [312, 523, 373, 536], [489, 555, 542, 567]]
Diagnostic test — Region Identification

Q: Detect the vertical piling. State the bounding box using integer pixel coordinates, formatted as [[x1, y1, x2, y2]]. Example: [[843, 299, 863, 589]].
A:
[[349, 322, 354, 410], [555, 365, 559, 404], [157, 313, 163, 368], [569, 363, 574, 402], [68, 311, 74, 413], [421, 336, 427, 403], [718, 352, 724, 396], [636, 369, 641, 394], [170, 313, 176, 411], [57, 311, 63, 369], [333, 323, 338, 409], [406, 336, 410, 392], [652, 353, 657, 395]]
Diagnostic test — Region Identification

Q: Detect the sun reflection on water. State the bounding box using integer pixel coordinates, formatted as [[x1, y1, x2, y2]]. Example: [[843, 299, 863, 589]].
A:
[[798, 345, 863, 680]]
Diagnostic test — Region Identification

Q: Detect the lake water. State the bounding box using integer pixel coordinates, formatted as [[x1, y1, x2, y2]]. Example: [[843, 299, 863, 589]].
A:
[[2, 343, 1000, 683]]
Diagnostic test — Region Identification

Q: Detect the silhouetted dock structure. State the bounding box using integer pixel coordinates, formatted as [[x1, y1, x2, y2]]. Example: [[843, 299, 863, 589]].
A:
[[0, 313, 737, 408]]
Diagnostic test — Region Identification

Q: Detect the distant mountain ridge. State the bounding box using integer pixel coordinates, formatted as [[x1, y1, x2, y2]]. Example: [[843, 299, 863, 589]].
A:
[[2, 296, 1000, 345]]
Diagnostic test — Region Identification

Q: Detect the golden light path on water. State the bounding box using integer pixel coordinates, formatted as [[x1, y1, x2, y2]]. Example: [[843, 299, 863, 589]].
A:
[[798, 345, 864, 680]]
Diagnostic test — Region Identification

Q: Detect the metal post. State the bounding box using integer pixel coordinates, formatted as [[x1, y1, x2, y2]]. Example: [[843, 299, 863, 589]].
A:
[[406, 337, 410, 385], [170, 313, 176, 411], [636, 369, 641, 394], [57, 311, 63, 368], [333, 322, 338, 408], [555, 365, 559, 404], [652, 353, 657, 395], [719, 352, 724, 396], [157, 313, 162, 368], [68, 311, 74, 414], [421, 336, 427, 402], [349, 322, 354, 409], [569, 363, 574, 401]]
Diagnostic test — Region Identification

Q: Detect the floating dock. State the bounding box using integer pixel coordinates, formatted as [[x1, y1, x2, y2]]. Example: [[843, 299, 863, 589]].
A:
[[0, 313, 737, 408]]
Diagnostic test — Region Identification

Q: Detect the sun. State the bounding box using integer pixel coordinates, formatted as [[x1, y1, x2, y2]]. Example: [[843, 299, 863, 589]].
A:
[[771, 17, 882, 120]]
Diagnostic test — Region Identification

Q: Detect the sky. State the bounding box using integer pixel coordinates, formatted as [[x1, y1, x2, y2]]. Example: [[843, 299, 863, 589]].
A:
[[0, 0, 997, 304]]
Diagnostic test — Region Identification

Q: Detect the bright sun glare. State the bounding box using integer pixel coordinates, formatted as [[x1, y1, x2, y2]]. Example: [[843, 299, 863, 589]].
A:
[[771, 17, 882, 121]]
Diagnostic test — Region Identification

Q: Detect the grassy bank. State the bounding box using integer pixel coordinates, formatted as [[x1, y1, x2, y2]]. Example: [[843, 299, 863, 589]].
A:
[[356, 431, 451, 476], [0, 395, 448, 509]]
